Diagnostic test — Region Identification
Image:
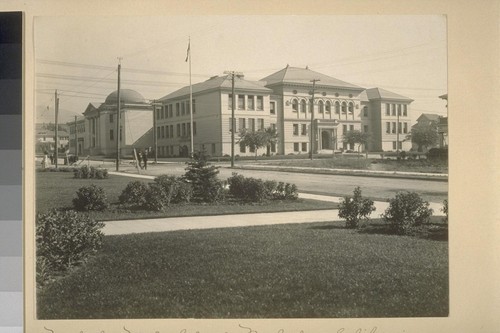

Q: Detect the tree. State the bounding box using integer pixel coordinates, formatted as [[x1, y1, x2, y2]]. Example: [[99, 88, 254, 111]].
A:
[[263, 126, 279, 156], [238, 129, 269, 158], [183, 151, 224, 202], [338, 186, 376, 228], [407, 122, 439, 152], [342, 130, 370, 157]]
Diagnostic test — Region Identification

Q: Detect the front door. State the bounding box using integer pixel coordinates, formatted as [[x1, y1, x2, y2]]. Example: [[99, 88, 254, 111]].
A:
[[321, 131, 331, 149]]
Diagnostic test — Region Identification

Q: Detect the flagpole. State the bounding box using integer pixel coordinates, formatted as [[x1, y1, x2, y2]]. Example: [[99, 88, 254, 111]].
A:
[[188, 37, 194, 158]]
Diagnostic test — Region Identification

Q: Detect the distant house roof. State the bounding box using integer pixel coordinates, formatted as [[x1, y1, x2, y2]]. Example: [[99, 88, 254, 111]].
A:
[[159, 75, 272, 101], [417, 113, 441, 123], [260, 66, 364, 91], [359, 87, 413, 102], [439, 93, 448, 100]]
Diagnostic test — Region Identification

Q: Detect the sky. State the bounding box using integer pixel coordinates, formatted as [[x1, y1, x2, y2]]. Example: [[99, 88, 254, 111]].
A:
[[34, 15, 447, 124]]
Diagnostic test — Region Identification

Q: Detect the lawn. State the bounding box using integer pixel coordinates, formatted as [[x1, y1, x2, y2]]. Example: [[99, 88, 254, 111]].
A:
[[37, 221, 448, 319], [36, 171, 337, 220]]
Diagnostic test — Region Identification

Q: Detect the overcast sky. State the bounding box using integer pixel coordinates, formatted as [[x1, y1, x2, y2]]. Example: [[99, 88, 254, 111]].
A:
[[34, 15, 447, 124]]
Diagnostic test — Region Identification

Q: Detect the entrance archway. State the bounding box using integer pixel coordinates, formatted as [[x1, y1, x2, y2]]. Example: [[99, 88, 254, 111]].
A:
[[321, 131, 331, 149]]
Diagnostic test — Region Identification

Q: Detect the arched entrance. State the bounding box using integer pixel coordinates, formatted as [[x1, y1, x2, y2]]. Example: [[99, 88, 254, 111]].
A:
[[321, 131, 331, 150]]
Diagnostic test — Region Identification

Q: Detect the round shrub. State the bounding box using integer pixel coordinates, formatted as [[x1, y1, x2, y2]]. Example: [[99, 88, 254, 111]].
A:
[[338, 186, 376, 228], [119, 181, 149, 207], [382, 191, 433, 234], [154, 175, 193, 204], [73, 184, 109, 211], [36, 209, 104, 281], [144, 183, 169, 211]]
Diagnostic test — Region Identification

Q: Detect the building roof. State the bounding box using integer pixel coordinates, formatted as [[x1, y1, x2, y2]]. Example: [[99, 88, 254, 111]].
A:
[[359, 87, 413, 102], [439, 93, 448, 100], [159, 74, 272, 101], [105, 89, 147, 105], [260, 66, 364, 91], [416, 113, 441, 122]]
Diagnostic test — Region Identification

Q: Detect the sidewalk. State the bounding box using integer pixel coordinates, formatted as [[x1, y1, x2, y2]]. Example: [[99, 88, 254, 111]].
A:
[[103, 191, 444, 236]]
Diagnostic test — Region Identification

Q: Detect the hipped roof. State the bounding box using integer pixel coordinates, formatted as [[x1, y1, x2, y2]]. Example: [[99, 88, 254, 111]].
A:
[[359, 87, 413, 102]]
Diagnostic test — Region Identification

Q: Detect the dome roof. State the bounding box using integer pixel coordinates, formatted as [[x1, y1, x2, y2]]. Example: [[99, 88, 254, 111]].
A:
[[105, 89, 146, 105]]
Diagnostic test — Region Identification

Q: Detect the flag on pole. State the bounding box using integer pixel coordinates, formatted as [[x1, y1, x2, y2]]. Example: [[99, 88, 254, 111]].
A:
[[185, 40, 190, 62]]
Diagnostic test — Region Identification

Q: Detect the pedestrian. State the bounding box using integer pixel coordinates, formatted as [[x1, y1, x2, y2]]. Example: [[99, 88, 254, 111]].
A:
[[137, 151, 143, 169], [142, 150, 148, 170], [50, 152, 54, 165], [42, 151, 48, 169]]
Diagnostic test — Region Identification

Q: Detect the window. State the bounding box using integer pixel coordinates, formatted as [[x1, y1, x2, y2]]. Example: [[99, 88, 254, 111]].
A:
[[211, 143, 216, 154], [157, 127, 161, 139], [293, 124, 299, 135], [193, 122, 197, 135], [350, 125, 354, 131], [249, 118, 255, 132], [161, 108, 165, 119], [181, 102, 185, 115], [165, 106, 169, 118], [318, 100, 324, 113], [363, 106, 368, 117], [166, 126, 170, 138], [177, 124, 181, 137], [341, 102, 347, 114], [156, 109, 160, 120], [257, 96, 264, 110], [169, 105, 173, 118], [239, 118, 246, 130], [300, 99, 306, 113], [192, 99, 196, 114], [240, 142, 246, 153], [392, 104, 396, 116], [258, 118, 264, 130], [348, 103, 353, 114], [301, 142, 307, 152], [176, 103, 180, 116], [170, 125, 173, 138], [403, 104, 407, 116], [398, 122, 402, 134], [403, 122, 408, 134], [249, 145, 255, 153], [294, 143, 299, 152], [187, 123, 191, 136], [364, 125, 369, 133], [386, 103, 390, 116], [335, 101, 340, 114], [397, 104, 401, 116], [182, 123, 186, 136], [392, 122, 396, 133], [386, 122, 390, 133], [343, 125, 347, 134], [248, 95, 255, 110], [229, 117, 234, 132], [301, 124, 307, 135], [109, 114, 114, 123], [109, 129, 114, 140], [161, 126, 165, 139], [228, 94, 233, 109], [292, 99, 298, 112], [270, 101, 276, 114], [326, 101, 331, 113], [238, 95, 245, 110]]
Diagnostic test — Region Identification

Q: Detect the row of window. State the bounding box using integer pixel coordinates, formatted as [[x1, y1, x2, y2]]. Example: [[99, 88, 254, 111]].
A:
[[291, 99, 356, 115], [228, 94, 265, 111], [392, 141, 403, 150], [156, 122, 198, 139], [228, 117, 270, 132], [293, 142, 308, 152], [385, 103, 408, 117], [156, 100, 197, 120], [292, 123, 308, 136], [385, 122, 409, 134]]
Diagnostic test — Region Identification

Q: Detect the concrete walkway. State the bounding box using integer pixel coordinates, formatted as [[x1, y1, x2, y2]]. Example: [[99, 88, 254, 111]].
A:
[[102, 183, 444, 236]]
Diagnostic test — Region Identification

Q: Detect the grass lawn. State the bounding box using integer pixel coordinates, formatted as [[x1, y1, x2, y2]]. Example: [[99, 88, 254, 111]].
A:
[[36, 171, 337, 221], [37, 221, 448, 319]]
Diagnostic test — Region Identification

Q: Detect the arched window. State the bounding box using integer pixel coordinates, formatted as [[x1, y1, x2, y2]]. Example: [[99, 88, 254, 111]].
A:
[[335, 101, 340, 114], [292, 99, 298, 112], [318, 100, 324, 113], [341, 102, 347, 114], [325, 101, 331, 113], [300, 99, 306, 113], [348, 102, 354, 114]]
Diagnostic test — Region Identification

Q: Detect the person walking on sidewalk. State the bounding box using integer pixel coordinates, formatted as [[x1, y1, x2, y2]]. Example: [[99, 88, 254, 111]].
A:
[[142, 150, 148, 170]]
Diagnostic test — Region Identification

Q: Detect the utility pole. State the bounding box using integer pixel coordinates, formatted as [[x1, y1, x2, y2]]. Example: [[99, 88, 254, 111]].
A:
[[54, 90, 59, 168], [224, 70, 242, 168], [116, 58, 122, 171], [74, 115, 78, 157], [188, 37, 194, 158], [309, 79, 320, 160], [396, 104, 400, 159]]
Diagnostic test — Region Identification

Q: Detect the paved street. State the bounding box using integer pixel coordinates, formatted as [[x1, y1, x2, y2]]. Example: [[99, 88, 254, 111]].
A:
[[95, 159, 448, 203]]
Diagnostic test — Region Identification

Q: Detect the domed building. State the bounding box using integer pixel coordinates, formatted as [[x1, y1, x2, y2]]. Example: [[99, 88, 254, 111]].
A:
[[77, 89, 153, 157]]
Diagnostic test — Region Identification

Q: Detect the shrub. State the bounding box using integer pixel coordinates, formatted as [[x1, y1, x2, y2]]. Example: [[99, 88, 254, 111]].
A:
[[73, 165, 108, 179], [144, 183, 169, 211], [154, 175, 193, 204], [119, 181, 149, 207], [442, 199, 448, 223], [72, 184, 109, 211], [36, 209, 104, 285], [382, 191, 433, 234], [274, 181, 299, 200], [228, 175, 298, 202], [338, 187, 376, 228], [183, 151, 223, 202]]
